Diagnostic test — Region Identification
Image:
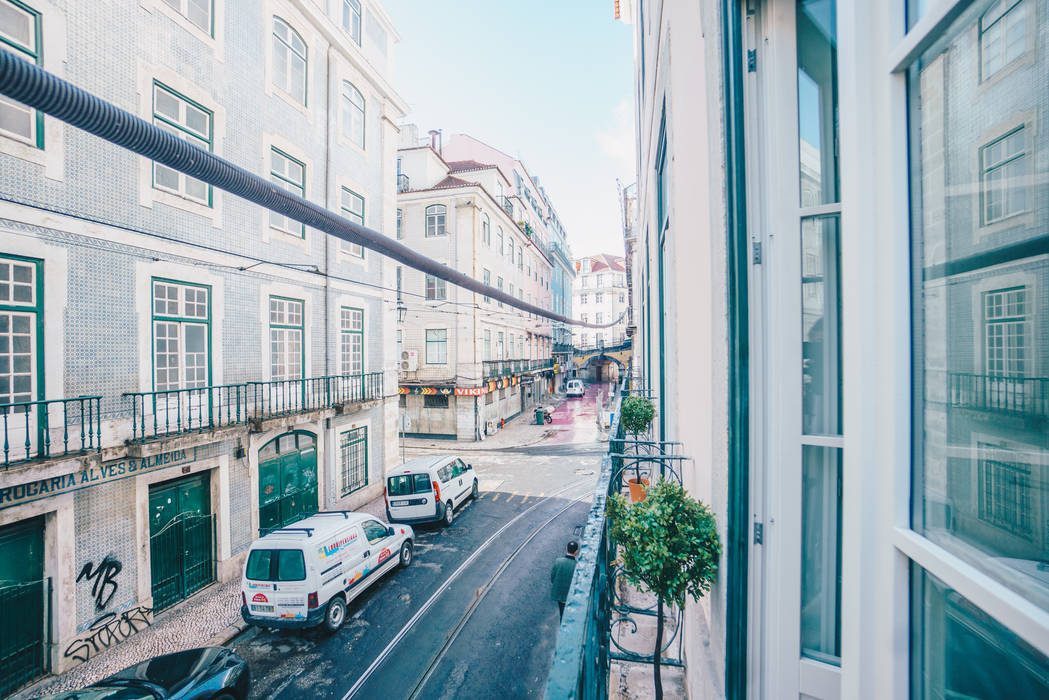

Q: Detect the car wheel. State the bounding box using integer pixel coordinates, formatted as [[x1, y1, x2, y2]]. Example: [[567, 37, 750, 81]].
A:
[[471, 480, 479, 500], [399, 541, 413, 567], [323, 596, 346, 633], [443, 500, 454, 527]]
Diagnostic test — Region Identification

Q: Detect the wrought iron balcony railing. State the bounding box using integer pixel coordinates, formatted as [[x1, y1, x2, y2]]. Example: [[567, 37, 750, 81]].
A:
[[499, 196, 514, 216], [0, 396, 102, 468], [948, 373, 1048, 418], [124, 372, 384, 443], [396, 173, 410, 193]]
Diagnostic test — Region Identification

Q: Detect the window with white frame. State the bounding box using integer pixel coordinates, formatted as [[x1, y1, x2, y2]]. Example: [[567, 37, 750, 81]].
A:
[[0, 256, 40, 405], [425, 329, 447, 364], [396, 208, 402, 239], [269, 148, 305, 237], [339, 306, 363, 376], [596, 292, 603, 304], [0, 0, 42, 147], [497, 228, 504, 254], [595, 312, 603, 324], [340, 187, 365, 257], [340, 0, 361, 45], [341, 81, 364, 148], [979, 0, 1028, 81], [496, 331, 504, 359], [425, 204, 446, 237], [580, 294, 587, 305], [425, 275, 446, 301], [153, 279, 209, 392], [339, 426, 367, 496], [482, 214, 490, 245], [581, 313, 588, 324], [496, 277, 503, 308], [482, 268, 491, 303], [984, 287, 1026, 377], [269, 296, 303, 380], [272, 17, 307, 105], [161, 0, 211, 33], [152, 83, 212, 205], [980, 127, 1028, 225], [978, 443, 1032, 537], [484, 329, 491, 360]]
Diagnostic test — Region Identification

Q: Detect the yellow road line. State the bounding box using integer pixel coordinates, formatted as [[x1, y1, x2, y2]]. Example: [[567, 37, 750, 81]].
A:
[[490, 493, 500, 502]]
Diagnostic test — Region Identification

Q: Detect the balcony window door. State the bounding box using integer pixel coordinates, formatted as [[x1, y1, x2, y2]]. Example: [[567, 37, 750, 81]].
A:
[[151, 279, 211, 435], [339, 306, 363, 377], [0, 256, 42, 460], [269, 296, 303, 381]]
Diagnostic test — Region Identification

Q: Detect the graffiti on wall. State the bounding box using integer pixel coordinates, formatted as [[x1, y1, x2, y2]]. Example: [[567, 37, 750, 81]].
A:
[[65, 553, 153, 663], [62, 606, 153, 663], [76, 555, 122, 611]]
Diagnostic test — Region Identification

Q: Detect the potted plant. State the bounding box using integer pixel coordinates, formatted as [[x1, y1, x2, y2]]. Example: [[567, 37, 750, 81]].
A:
[[619, 395, 655, 500], [607, 480, 721, 700]]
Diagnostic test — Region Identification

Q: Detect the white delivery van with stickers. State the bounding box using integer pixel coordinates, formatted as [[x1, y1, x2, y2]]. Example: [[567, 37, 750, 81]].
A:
[[240, 511, 413, 633]]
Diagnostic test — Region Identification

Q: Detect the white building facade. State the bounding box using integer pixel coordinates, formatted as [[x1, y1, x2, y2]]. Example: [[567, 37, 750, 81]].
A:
[[395, 126, 558, 440], [0, 0, 404, 692], [572, 254, 629, 349], [623, 0, 1049, 699]]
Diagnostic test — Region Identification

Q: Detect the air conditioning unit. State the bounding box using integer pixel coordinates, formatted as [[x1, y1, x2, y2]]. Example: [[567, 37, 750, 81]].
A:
[[399, 350, 418, 372]]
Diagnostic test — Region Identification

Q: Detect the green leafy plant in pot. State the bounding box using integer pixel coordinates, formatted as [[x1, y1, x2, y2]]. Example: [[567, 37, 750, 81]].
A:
[[607, 479, 721, 700], [619, 395, 655, 500]]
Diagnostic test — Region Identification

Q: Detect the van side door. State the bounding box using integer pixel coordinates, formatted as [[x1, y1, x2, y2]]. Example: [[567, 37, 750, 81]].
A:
[[334, 526, 370, 600], [452, 459, 470, 504], [361, 519, 397, 579]]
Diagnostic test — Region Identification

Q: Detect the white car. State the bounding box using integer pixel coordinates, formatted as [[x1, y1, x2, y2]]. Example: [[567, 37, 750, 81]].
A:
[[240, 511, 413, 633], [566, 379, 585, 397], [386, 455, 478, 526]]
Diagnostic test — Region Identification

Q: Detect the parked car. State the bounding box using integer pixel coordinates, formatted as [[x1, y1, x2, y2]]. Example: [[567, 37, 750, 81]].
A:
[[566, 379, 585, 397], [240, 511, 413, 633], [386, 455, 478, 526], [39, 647, 250, 699]]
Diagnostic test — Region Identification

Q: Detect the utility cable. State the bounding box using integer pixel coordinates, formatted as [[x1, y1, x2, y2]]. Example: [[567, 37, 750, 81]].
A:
[[0, 48, 625, 330]]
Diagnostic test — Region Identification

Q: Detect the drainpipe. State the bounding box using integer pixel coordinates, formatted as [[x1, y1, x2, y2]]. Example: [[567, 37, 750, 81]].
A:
[[323, 46, 334, 378], [470, 203, 480, 440]]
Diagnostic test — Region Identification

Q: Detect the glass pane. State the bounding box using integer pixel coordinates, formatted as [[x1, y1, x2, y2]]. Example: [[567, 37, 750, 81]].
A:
[[912, 566, 1049, 698], [801, 445, 841, 664], [911, 0, 1049, 609], [801, 216, 841, 435], [797, 0, 839, 206], [0, 97, 33, 141]]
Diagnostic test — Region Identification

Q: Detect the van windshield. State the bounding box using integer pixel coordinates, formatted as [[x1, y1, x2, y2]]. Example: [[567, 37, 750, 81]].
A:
[[387, 473, 432, 496], [246, 549, 306, 581]]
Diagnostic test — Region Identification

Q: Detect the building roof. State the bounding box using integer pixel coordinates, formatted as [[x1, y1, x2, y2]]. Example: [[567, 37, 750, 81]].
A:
[[432, 175, 475, 190], [576, 254, 626, 273], [446, 159, 494, 173]]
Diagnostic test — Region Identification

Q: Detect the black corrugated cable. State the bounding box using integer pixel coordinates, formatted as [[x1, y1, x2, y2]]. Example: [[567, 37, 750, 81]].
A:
[[0, 47, 624, 330]]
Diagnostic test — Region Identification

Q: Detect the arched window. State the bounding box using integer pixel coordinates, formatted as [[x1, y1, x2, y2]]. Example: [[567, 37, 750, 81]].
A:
[[425, 204, 446, 237], [482, 213, 491, 245], [341, 81, 364, 148], [272, 18, 307, 105]]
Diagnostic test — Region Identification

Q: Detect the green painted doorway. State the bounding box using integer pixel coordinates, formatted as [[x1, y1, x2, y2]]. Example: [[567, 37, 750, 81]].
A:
[[148, 473, 215, 611], [0, 516, 48, 697], [258, 431, 318, 534]]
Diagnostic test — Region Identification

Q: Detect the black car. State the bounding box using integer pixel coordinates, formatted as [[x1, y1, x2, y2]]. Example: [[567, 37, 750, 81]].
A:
[[40, 647, 250, 700]]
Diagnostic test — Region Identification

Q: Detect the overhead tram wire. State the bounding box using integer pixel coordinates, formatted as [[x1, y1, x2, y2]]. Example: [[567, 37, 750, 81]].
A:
[[0, 48, 624, 330]]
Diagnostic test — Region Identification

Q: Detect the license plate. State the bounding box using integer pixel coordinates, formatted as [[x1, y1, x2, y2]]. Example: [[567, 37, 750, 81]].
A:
[[251, 604, 274, 613], [392, 500, 409, 506]]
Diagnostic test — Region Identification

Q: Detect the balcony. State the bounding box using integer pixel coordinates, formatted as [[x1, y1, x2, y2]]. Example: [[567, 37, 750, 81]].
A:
[[498, 196, 514, 217], [124, 372, 384, 443], [0, 396, 103, 468], [397, 173, 410, 193], [948, 373, 1048, 418]]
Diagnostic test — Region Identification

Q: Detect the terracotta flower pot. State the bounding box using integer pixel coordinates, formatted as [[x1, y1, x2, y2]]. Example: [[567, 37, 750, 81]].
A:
[[627, 477, 649, 502]]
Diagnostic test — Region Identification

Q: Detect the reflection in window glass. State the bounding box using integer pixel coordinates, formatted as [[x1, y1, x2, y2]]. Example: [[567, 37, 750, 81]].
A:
[[911, 0, 1048, 610], [797, 0, 839, 206], [801, 216, 841, 435], [912, 567, 1049, 698], [801, 445, 841, 665]]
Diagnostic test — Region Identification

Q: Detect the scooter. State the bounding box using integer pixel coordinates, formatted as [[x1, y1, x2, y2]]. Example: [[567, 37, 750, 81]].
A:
[[540, 406, 553, 424]]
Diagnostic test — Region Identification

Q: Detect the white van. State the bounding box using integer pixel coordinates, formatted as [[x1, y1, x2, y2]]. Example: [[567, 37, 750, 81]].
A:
[[385, 455, 478, 526], [566, 379, 585, 397], [240, 511, 413, 633]]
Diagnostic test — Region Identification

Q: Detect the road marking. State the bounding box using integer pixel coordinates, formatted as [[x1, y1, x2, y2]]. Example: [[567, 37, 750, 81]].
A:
[[341, 478, 593, 700], [490, 493, 500, 502]]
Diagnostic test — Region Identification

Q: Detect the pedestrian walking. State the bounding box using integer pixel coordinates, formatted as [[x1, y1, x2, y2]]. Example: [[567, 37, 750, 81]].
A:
[[550, 540, 579, 619]]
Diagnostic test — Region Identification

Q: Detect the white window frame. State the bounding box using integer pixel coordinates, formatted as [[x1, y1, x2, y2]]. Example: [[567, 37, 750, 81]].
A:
[[269, 296, 304, 381], [341, 80, 365, 148], [339, 306, 363, 376], [339, 187, 365, 257], [0, 0, 42, 148], [152, 82, 213, 205], [160, 0, 212, 34], [269, 147, 306, 237], [425, 204, 446, 237], [425, 328, 447, 365], [152, 280, 210, 392], [272, 17, 307, 106]]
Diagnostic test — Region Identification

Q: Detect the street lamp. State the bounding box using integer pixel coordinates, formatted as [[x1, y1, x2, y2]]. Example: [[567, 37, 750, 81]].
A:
[[396, 299, 407, 324]]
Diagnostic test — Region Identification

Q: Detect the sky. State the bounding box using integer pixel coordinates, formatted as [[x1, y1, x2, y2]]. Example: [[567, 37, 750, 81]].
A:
[[382, 0, 636, 260]]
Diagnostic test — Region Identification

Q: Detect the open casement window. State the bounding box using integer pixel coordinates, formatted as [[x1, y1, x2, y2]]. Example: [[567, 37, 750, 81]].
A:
[[269, 296, 303, 381], [272, 17, 307, 105], [339, 306, 363, 376], [152, 83, 212, 205], [0, 0, 42, 147], [160, 0, 212, 34], [341, 81, 365, 148], [425, 204, 446, 237], [269, 148, 305, 237], [339, 187, 365, 257], [152, 280, 210, 393]]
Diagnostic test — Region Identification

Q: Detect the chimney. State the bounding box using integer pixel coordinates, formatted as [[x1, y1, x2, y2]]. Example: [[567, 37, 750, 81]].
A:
[[428, 129, 442, 155]]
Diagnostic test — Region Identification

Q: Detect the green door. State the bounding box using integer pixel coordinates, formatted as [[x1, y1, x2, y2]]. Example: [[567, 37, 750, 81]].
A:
[[148, 473, 215, 611], [0, 516, 48, 697], [259, 432, 318, 533]]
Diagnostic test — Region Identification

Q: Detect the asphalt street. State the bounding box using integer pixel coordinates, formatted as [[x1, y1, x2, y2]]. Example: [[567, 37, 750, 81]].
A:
[[229, 383, 609, 700]]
